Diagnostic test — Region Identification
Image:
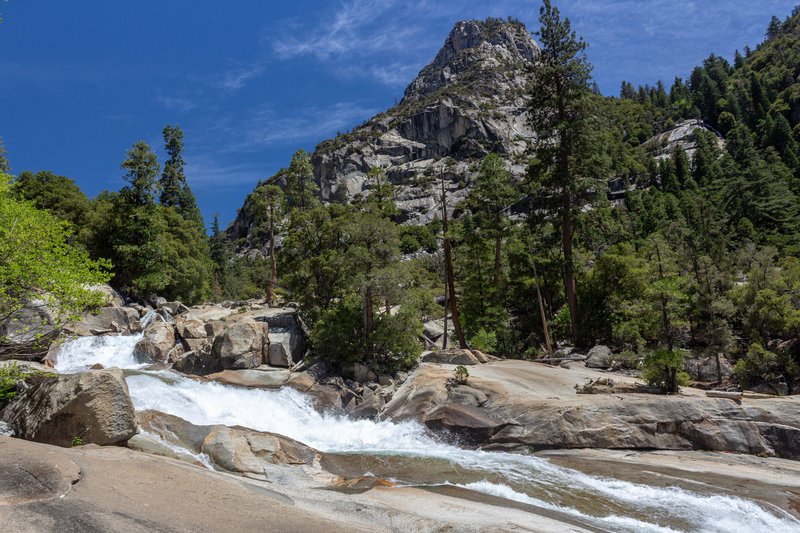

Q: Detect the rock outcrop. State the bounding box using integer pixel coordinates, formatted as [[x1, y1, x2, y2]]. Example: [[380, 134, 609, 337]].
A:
[[131, 410, 319, 479], [227, 19, 539, 254], [382, 360, 800, 458], [1, 368, 137, 447]]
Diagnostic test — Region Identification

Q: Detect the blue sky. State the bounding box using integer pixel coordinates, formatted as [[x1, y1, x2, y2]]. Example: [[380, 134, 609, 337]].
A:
[[1, 0, 796, 228]]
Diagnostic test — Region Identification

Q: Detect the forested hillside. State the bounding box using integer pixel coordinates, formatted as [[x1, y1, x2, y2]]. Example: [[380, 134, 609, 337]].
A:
[[3, 5, 800, 393]]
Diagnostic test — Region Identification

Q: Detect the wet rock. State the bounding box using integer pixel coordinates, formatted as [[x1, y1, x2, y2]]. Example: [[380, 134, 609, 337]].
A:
[[133, 321, 176, 363], [172, 347, 221, 376], [1, 368, 137, 447], [160, 301, 182, 315], [421, 349, 480, 365], [212, 320, 268, 370], [207, 369, 314, 392], [424, 404, 509, 447], [347, 387, 384, 419]]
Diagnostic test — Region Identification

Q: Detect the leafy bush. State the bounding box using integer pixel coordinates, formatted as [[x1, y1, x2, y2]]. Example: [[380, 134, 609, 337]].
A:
[[642, 349, 690, 393], [454, 365, 469, 384], [733, 342, 798, 394], [469, 327, 497, 353], [0, 362, 56, 406]]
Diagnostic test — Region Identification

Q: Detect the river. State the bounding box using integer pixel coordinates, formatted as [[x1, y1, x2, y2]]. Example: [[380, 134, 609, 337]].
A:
[[54, 324, 800, 533]]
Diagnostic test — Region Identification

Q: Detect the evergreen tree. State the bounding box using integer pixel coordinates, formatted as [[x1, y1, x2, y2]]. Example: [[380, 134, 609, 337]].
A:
[[527, 0, 605, 343], [253, 184, 284, 304], [285, 148, 320, 211], [120, 140, 160, 207], [160, 124, 204, 227], [465, 153, 518, 302]]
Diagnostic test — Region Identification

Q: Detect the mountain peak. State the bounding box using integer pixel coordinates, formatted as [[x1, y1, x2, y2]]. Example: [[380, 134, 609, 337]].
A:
[[402, 18, 538, 103]]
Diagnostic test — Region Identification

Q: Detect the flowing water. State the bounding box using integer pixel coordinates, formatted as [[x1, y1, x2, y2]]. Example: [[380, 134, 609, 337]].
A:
[[54, 329, 800, 533]]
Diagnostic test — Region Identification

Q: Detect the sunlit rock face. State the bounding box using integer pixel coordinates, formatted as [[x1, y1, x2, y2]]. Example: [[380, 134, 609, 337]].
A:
[[228, 19, 540, 254]]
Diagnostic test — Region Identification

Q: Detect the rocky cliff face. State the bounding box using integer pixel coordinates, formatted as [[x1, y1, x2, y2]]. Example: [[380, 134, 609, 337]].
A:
[[227, 19, 539, 250]]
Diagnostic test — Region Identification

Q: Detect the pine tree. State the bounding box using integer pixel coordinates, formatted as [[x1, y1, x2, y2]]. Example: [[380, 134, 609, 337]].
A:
[[527, 0, 605, 343], [160, 125, 184, 208], [285, 149, 320, 211], [120, 140, 160, 207], [161, 125, 204, 227], [466, 153, 518, 302]]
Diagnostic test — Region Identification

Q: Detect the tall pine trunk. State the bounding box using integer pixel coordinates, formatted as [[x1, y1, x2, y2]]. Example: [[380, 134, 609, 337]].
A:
[[442, 177, 466, 349], [267, 205, 276, 305]]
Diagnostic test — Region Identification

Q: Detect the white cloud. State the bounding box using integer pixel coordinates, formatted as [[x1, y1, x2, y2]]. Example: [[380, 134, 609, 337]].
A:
[[156, 94, 196, 112], [214, 64, 265, 93], [184, 154, 264, 188]]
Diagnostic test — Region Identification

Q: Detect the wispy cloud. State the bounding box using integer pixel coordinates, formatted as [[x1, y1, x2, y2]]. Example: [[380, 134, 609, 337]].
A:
[[214, 64, 265, 93], [237, 101, 379, 150], [184, 154, 265, 188], [156, 94, 196, 112]]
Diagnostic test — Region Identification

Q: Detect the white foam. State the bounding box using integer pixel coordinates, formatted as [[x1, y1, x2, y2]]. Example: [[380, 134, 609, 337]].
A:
[[54, 333, 800, 533], [54, 333, 147, 374]]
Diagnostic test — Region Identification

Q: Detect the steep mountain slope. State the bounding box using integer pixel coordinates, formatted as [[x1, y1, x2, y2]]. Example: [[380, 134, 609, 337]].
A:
[[227, 18, 539, 247]]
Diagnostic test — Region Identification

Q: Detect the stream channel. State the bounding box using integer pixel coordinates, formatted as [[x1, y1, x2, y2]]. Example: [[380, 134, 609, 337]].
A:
[[54, 315, 800, 533]]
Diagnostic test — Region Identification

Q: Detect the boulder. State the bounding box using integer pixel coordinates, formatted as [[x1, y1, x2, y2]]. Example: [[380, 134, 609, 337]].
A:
[[685, 355, 734, 383], [205, 320, 226, 339], [0, 299, 60, 358], [0, 368, 137, 447], [421, 349, 480, 365], [585, 345, 614, 369], [206, 369, 315, 392], [160, 301, 183, 316], [0, 360, 57, 376], [212, 320, 268, 370], [85, 283, 125, 307], [267, 326, 304, 367], [132, 410, 318, 477], [424, 404, 510, 447], [346, 387, 384, 419], [66, 306, 142, 336], [133, 321, 176, 363], [172, 348, 221, 376], [384, 362, 800, 459], [348, 362, 377, 383], [423, 320, 445, 341], [175, 317, 207, 339]]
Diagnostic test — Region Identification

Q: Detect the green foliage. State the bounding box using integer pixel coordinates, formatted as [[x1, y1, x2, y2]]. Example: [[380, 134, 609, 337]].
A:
[[285, 149, 320, 212], [71, 436, 83, 447], [642, 350, 690, 393], [733, 342, 798, 394], [282, 198, 423, 372], [469, 328, 497, 353], [0, 362, 57, 406], [453, 365, 469, 384], [0, 174, 110, 346]]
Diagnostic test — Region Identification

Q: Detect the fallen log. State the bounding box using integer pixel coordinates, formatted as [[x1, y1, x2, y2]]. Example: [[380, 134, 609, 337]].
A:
[[532, 356, 587, 363], [705, 390, 743, 400]]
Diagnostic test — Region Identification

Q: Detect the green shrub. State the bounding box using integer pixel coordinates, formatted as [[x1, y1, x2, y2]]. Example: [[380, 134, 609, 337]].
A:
[[469, 328, 497, 353], [642, 349, 689, 393], [454, 365, 469, 384], [0, 362, 56, 406]]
